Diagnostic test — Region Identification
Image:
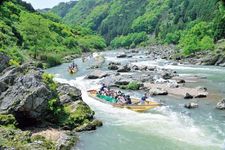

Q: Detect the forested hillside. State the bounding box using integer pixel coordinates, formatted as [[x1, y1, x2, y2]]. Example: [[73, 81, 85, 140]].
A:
[[50, 1, 78, 18], [51, 0, 225, 54], [0, 0, 106, 67]]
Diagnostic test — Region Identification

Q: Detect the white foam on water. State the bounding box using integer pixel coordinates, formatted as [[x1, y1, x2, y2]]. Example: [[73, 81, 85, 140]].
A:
[[223, 140, 225, 150], [54, 76, 223, 149], [132, 60, 225, 73]]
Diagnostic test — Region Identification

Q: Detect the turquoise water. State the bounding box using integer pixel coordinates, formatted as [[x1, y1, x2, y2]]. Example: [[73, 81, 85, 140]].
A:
[[47, 51, 225, 150]]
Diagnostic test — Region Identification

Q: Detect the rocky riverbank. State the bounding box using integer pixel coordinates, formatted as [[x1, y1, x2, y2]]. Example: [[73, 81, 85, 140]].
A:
[[84, 46, 224, 110], [0, 53, 102, 149], [172, 39, 225, 67]]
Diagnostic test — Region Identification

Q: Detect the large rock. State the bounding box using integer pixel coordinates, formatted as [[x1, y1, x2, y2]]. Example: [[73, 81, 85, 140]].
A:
[[0, 52, 10, 73], [108, 65, 119, 70], [87, 70, 109, 79], [75, 119, 103, 132], [117, 65, 131, 72], [161, 72, 173, 80], [150, 88, 168, 96], [0, 66, 53, 126], [184, 93, 193, 99], [108, 62, 121, 66], [184, 102, 198, 109], [216, 99, 225, 110], [195, 93, 207, 98], [117, 54, 127, 58], [57, 83, 82, 104]]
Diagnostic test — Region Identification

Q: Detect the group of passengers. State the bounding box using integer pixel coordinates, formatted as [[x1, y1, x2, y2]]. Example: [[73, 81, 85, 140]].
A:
[[99, 83, 148, 105], [99, 84, 132, 104]]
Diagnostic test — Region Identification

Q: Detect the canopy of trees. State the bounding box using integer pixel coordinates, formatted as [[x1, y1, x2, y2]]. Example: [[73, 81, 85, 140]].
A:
[[50, 0, 225, 54], [0, 0, 106, 65]]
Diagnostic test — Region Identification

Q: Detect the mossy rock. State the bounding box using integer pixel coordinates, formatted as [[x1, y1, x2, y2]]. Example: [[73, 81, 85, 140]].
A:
[[0, 127, 56, 150], [60, 101, 95, 130], [120, 81, 142, 90]]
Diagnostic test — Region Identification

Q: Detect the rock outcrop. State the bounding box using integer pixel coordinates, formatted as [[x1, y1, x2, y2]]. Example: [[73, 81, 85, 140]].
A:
[[0, 52, 10, 73], [0, 64, 52, 126], [87, 70, 109, 79], [0, 62, 102, 149], [57, 83, 82, 104], [184, 102, 199, 109], [216, 99, 225, 110]]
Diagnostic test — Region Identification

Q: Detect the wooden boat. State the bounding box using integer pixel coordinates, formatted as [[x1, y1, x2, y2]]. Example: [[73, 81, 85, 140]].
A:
[[68, 68, 77, 74], [87, 90, 161, 112]]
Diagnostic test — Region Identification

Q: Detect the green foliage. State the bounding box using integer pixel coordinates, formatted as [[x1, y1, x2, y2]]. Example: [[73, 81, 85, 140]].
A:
[[120, 81, 141, 90], [111, 32, 148, 48], [50, 1, 78, 18], [45, 54, 62, 68], [179, 22, 214, 54], [131, 0, 170, 33], [0, 114, 17, 128], [164, 31, 181, 44], [61, 102, 94, 129], [19, 12, 51, 59], [213, 1, 225, 41], [0, 127, 56, 150], [51, 0, 224, 52], [0, 0, 106, 66], [48, 98, 63, 116], [42, 73, 57, 92], [77, 35, 106, 52], [31, 135, 56, 150]]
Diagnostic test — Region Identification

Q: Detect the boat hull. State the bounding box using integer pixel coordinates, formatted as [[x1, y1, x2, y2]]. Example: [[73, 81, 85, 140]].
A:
[[87, 90, 161, 112]]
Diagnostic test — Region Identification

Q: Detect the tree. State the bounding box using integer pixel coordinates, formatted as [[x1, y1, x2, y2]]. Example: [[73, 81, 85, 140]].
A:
[[19, 12, 51, 59]]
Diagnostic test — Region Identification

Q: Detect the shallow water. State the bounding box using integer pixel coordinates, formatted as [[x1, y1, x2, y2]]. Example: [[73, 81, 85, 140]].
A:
[[46, 50, 225, 150]]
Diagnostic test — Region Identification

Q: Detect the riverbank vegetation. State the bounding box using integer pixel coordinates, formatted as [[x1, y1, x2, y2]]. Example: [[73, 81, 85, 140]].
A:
[[50, 0, 225, 55], [0, 0, 106, 67]]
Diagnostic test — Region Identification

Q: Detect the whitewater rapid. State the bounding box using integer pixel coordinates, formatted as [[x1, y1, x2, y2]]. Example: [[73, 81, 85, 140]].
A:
[[54, 76, 223, 149]]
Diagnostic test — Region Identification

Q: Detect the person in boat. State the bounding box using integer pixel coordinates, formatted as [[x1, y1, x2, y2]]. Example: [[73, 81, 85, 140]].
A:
[[99, 83, 107, 95], [140, 93, 148, 104], [125, 95, 132, 105], [117, 93, 126, 104]]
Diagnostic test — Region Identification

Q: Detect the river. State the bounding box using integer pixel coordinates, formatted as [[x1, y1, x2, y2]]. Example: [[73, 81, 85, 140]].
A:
[[46, 50, 225, 150]]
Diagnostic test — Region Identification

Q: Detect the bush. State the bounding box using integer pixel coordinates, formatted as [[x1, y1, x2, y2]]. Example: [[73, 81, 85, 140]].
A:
[[0, 114, 17, 128], [110, 32, 148, 48], [164, 31, 180, 44], [45, 54, 62, 67], [179, 22, 214, 55], [42, 73, 57, 92], [120, 81, 141, 90]]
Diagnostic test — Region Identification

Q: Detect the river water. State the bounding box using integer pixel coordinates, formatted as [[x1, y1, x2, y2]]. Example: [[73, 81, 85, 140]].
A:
[[46, 50, 225, 150]]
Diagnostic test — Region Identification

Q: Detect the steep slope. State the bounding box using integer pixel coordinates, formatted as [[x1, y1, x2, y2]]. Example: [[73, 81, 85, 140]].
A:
[[0, 0, 106, 66], [50, 0, 78, 18], [51, 0, 225, 54]]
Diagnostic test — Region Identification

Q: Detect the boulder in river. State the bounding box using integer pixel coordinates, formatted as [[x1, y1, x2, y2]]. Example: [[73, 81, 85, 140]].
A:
[[108, 65, 119, 70], [150, 88, 168, 96], [195, 93, 207, 98], [196, 86, 207, 92], [216, 99, 225, 110], [108, 62, 121, 66], [117, 65, 131, 72], [117, 54, 127, 58], [184, 102, 198, 109], [184, 93, 193, 99], [87, 70, 109, 79], [57, 83, 82, 104]]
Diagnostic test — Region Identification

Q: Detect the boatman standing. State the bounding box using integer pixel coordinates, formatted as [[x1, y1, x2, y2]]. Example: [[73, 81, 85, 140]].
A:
[[140, 93, 148, 104]]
